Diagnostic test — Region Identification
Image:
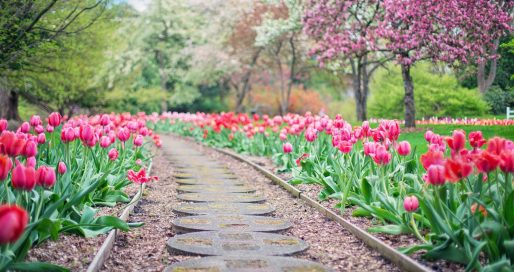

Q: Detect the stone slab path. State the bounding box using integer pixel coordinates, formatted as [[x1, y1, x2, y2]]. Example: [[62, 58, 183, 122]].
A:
[[164, 139, 333, 272]]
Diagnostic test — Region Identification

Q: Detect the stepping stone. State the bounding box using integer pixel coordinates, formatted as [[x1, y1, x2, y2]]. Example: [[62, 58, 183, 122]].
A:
[[176, 179, 246, 186], [164, 256, 333, 272], [173, 202, 275, 215], [174, 172, 237, 180], [177, 184, 255, 193], [177, 193, 266, 203], [167, 231, 308, 256], [172, 215, 292, 233]]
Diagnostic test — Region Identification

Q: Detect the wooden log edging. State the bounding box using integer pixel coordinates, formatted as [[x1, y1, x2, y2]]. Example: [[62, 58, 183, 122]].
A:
[[86, 161, 153, 272], [214, 147, 432, 272]]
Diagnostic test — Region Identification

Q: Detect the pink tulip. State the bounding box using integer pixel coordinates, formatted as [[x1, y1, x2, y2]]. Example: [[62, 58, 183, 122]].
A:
[[29, 115, 42, 127], [34, 125, 44, 134], [23, 141, 37, 158], [79, 125, 94, 142], [0, 204, 28, 245], [426, 164, 445, 186], [26, 157, 36, 168], [283, 142, 293, 153], [11, 162, 36, 191], [396, 141, 411, 156], [100, 114, 110, 126], [403, 196, 419, 212], [46, 125, 54, 133], [36, 166, 56, 188], [117, 128, 130, 142], [0, 119, 7, 133], [58, 162, 67, 175], [133, 135, 144, 147], [372, 145, 392, 165], [108, 148, 119, 161], [100, 136, 111, 148], [19, 122, 30, 133], [61, 127, 76, 143], [47, 112, 62, 127], [37, 133, 46, 145]]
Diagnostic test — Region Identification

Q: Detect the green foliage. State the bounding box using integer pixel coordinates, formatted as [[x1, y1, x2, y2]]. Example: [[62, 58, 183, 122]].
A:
[[370, 63, 488, 119], [104, 88, 168, 114], [483, 86, 514, 114]]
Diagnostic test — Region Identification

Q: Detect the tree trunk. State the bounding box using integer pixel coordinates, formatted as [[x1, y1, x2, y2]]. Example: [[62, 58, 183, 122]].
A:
[[351, 59, 368, 121], [401, 64, 416, 128], [0, 90, 21, 121], [155, 49, 168, 113], [477, 39, 499, 94], [235, 50, 261, 113]]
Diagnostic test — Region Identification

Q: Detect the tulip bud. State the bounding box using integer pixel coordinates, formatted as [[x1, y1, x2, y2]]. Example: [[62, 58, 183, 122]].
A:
[[396, 141, 411, 156], [0, 204, 28, 244], [47, 112, 62, 127], [61, 127, 76, 143], [403, 196, 419, 212], [58, 162, 67, 175], [139, 127, 149, 136], [79, 125, 94, 142], [11, 162, 36, 191], [133, 135, 144, 147], [108, 148, 119, 161], [23, 141, 37, 158], [19, 122, 30, 133], [283, 142, 293, 153], [46, 125, 54, 133], [100, 136, 111, 148], [29, 115, 42, 127], [0, 154, 12, 181], [117, 128, 130, 142], [36, 166, 56, 188], [37, 133, 46, 145], [100, 114, 110, 126], [426, 164, 445, 185]]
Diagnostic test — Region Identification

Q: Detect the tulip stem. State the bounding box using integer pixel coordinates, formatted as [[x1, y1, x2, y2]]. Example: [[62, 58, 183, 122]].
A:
[[410, 215, 428, 244]]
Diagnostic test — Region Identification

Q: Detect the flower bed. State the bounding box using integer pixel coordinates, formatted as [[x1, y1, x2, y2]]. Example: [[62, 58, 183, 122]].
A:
[[0, 112, 159, 271], [154, 112, 514, 271]]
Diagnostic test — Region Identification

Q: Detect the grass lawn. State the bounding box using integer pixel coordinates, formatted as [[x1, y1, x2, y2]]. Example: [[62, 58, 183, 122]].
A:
[[398, 124, 514, 154]]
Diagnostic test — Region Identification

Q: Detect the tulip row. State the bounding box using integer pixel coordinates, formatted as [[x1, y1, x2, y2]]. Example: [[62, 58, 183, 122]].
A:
[[154, 112, 514, 271], [0, 112, 160, 271], [369, 117, 514, 126]]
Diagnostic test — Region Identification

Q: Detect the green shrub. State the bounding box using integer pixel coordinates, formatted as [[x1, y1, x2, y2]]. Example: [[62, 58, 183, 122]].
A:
[[369, 63, 488, 119], [483, 86, 514, 114], [104, 87, 168, 113]]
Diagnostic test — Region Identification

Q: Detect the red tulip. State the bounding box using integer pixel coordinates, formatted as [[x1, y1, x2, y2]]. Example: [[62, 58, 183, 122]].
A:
[[475, 151, 500, 173], [426, 164, 446, 185], [36, 166, 56, 188], [47, 112, 62, 127], [445, 130, 466, 153], [338, 141, 353, 154], [0, 204, 28, 244], [396, 141, 411, 156], [500, 151, 514, 173], [283, 142, 293, 153], [420, 150, 445, 170], [11, 162, 36, 191], [403, 196, 419, 212], [444, 158, 473, 182], [127, 168, 158, 184], [0, 119, 7, 133], [0, 154, 12, 181], [487, 137, 506, 156], [108, 148, 119, 161], [469, 131, 486, 149], [0, 132, 26, 158], [58, 162, 67, 175]]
